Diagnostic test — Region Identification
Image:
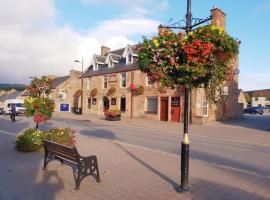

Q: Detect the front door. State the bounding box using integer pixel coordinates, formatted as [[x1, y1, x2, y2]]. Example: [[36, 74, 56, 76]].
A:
[[171, 97, 181, 122], [103, 97, 110, 111], [160, 97, 168, 121]]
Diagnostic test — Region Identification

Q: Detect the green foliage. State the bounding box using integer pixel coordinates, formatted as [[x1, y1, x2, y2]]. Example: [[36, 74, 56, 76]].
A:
[[27, 76, 53, 97], [138, 25, 239, 102], [16, 129, 44, 152], [16, 128, 76, 152]]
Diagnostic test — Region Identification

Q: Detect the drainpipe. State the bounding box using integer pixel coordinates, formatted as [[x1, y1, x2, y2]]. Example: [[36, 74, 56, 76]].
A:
[[130, 71, 134, 118]]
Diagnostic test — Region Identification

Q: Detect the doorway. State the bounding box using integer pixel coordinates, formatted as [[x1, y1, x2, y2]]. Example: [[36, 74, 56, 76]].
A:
[[160, 97, 169, 121], [171, 97, 181, 122], [103, 97, 110, 111]]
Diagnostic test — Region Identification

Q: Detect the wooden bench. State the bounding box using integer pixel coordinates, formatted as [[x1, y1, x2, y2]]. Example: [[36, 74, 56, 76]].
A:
[[43, 140, 100, 190]]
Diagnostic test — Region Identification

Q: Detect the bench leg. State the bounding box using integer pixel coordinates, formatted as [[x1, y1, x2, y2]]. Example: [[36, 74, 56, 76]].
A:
[[43, 155, 48, 170]]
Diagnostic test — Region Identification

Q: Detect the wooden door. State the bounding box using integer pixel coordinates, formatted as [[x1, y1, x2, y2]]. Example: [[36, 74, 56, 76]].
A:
[[171, 97, 181, 122], [160, 97, 168, 121]]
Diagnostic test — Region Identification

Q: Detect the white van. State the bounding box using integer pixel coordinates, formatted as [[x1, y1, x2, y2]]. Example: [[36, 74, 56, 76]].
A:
[[3, 99, 26, 115]]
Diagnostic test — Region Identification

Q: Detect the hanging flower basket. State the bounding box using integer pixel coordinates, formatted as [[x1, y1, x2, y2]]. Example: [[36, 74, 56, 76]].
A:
[[135, 85, 144, 95], [90, 88, 98, 97], [130, 83, 136, 91], [74, 90, 82, 97], [106, 87, 116, 96]]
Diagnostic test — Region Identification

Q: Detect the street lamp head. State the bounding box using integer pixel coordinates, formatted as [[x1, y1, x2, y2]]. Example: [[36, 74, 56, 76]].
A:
[[74, 60, 80, 63]]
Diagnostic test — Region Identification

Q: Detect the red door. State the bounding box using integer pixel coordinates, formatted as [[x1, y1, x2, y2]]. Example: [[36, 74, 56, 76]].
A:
[[160, 97, 168, 121], [171, 97, 181, 122]]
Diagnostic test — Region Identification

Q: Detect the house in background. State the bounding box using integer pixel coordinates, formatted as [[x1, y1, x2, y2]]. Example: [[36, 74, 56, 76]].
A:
[[246, 89, 270, 107], [50, 70, 82, 112], [81, 8, 243, 124], [0, 90, 25, 108], [238, 90, 248, 109]]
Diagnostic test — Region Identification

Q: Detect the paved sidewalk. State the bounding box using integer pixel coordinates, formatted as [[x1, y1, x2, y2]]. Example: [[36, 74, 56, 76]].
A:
[[0, 127, 270, 200]]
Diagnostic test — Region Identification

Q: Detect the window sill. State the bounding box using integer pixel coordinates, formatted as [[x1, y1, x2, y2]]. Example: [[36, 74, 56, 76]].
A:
[[144, 111, 157, 115]]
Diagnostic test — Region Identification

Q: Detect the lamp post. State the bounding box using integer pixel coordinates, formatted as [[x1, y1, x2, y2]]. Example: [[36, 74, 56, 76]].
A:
[[159, 0, 212, 192], [74, 57, 84, 114]]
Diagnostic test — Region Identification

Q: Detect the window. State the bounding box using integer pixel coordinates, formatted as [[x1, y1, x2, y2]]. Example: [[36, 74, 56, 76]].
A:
[[145, 97, 158, 114], [87, 78, 91, 90], [254, 97, 258, 101], [202, 100, 208, 116], [92, 98, 97, 105], [109, 58, 114, 68], [103, 75, 107, 89], [120, 98, 126, 112], [127, 53, 132, 64], [146, 75, 154, 86], [93, 62, 98, 71], [111, 98, 116, 105], [88, 98, 91, 109], [265, 97, 270, 101], [120, 73, 126, 88], [59, 89, 67, 99]]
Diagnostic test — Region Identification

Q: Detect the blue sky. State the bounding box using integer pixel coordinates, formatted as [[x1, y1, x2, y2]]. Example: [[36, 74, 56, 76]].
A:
[[0, 0, 269, 90]]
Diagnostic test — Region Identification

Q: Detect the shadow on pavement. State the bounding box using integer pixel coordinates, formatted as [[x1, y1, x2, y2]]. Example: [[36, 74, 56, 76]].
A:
[[218, 114, 270, 132], [80, 129, 116, 140], [0, 132, 64, 200], [115, 143, 179, 190], [191, 178, 269, 200]]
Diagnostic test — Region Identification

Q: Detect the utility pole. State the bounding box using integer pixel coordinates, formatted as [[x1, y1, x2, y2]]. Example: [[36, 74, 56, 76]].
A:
[[159, 0, 212, 192]]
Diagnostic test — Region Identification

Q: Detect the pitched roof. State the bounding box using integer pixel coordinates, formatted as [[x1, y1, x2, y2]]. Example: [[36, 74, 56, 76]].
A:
[[52, 76, 69, 88], [246, 89, 270, 98], [82, 58, 138, 78], [0, 91, 24, 101], [110, 48, 125, 56], [110, 53, 122, 62], [95, 55, 106, 63]]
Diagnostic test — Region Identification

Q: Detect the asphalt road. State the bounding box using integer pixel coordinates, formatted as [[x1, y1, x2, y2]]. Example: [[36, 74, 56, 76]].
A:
[[1, 114, 270, 180]]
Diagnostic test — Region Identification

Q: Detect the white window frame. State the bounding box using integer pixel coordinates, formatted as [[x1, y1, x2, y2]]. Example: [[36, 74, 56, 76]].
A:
[[102, 75, 108, 89], [202, 100, 209, 117], [126, 53, 133, 65], [120, 72, 126, 88], [108, 57, 114, 68], [145, 97, 158, 114], [146, 75, 154, 86], [93, 62, 98, 71], [59, 89, 67, 99], [87, 78, 91, 90]]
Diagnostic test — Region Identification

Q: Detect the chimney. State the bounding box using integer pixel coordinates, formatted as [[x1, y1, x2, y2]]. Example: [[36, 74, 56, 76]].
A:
[[211, 7, 226, 29], [101, 46, 110, 57]]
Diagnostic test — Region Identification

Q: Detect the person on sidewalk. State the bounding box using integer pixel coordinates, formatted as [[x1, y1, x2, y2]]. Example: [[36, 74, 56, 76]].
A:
[[10, 104, 16, 122]]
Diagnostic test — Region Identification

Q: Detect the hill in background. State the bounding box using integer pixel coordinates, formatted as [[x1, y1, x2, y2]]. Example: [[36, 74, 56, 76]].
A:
[[0, 84, 26, 91]]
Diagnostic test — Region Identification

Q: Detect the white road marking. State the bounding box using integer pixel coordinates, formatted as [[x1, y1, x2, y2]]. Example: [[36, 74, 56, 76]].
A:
[[0, 129, 17, 136]]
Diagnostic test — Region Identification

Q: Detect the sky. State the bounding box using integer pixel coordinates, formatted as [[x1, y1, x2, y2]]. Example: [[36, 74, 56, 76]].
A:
[[0, 0, 269, 91]]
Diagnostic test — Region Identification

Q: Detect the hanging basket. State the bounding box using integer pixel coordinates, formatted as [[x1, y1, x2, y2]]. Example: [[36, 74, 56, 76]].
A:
[[74, 90, 82, 97], [90, 88, 98, 97], [106, 87, 116, 96]]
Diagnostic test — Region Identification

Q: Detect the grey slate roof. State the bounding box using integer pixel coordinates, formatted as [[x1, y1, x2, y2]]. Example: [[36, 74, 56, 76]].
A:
[[111, 54, 122, 62], [0, 91, 24, 101], [110, 48, 125, 56], [52, 76, 69, 88], [95, 55, 106, 63]]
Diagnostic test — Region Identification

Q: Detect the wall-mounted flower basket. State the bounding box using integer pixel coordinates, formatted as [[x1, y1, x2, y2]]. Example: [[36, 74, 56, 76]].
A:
[[130, 83, 136, 91], [74, 90, 82, 97], [135, 85, 144, 95], [106, 87, 116, 96], [90, 88, 98, 97]]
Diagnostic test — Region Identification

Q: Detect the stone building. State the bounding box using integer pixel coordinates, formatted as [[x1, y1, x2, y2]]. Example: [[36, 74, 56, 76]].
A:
[[50, 70, 82, 112], [81, 7, 243, 124], [246, 89, 270, 107]]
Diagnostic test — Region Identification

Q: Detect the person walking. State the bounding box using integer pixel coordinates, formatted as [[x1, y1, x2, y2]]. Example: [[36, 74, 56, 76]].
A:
[[10, 104, 16, 122]]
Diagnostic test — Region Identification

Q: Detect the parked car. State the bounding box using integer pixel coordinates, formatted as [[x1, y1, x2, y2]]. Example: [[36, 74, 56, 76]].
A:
[[244, 106, 264, 115]]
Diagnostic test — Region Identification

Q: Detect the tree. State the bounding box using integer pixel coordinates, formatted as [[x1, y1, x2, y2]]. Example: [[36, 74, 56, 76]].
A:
[[24, 77, 55, 129]]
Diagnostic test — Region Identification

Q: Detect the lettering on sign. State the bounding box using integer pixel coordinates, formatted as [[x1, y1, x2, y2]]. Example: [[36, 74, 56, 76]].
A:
[[108, 74, 117, 86], [171, 97, 180, 107]]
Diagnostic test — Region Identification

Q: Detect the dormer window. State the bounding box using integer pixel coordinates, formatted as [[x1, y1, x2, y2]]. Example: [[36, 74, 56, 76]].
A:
[[127, 53, 133, 64], [109, 58, 114, 68], [93, 62, 98, 71]]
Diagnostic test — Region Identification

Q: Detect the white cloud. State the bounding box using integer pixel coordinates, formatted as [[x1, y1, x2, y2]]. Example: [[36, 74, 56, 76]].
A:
[[239, 74, 270, 91], [0, 0, 162, 84]]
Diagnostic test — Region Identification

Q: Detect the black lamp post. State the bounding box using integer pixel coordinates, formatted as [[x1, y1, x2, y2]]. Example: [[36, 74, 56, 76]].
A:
[[159, 0, 212, 192], [74, 57, 84, 114]]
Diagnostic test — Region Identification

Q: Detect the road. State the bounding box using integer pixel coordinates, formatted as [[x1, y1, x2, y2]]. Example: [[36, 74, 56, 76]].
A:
[[1, 114, 270, 180]]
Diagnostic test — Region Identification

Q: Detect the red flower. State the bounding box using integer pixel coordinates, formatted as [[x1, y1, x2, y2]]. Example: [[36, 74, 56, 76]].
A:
[[130, 83, 136, 91]]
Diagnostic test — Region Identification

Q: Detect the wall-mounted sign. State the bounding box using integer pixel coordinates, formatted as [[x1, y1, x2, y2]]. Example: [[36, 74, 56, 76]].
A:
[[171, 97, 180, 106]]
